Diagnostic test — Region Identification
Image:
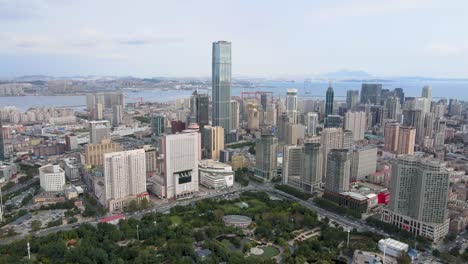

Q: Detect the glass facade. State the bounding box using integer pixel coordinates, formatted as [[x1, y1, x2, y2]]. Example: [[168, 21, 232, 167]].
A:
[[212, 41, 232, 131]]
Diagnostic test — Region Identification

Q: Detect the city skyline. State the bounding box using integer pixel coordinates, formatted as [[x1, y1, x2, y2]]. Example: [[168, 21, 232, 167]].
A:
[[1, 0, 468, 78]]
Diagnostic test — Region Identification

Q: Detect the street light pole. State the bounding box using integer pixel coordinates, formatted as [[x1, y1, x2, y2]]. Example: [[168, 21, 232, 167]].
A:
[[347, 230, 350, 248], [27, 241, 31, 260], [136, 224, 139, 241]]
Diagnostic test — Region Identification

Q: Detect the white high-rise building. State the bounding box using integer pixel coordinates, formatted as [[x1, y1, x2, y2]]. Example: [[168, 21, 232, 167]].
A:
[[39, 164, 66, 192], [89, 120, 111, 144], [344, 111, 366, 141], [162, 132, 200, 199], [282, 145, 303, 188], [306, 112, 319, 136], [103, 149, 147, 212], [320, 128, 344, 179]]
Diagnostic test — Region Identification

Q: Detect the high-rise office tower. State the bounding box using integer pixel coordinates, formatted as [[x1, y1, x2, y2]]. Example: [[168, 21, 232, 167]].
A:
[[254, 134, 278, 181], [260, 94, 268, 111], [306, 112, 319, 136], [324, 149, 351, 193], [350, 145, 377, 181], [212, 41, 232, 131], [384, 122, 400, 152], [189, 91, 198, 123], [424, 112, 435, 140], [112, 105, 123, 127], [103, 149, 147, 212], [393, 88, 405, 105], [265, 103, 277, 126], [302, 142, 323, 192], [190, 91, 209, 128], [286, 89, 298, 123], [380, 89, 392, 105], [320, 128, 344, 179], [202, 125, 224, 160], [151, 114, 165, 136], [277, 113, 292, 143], [403, 109, 425, 143], [422, 85, 432, 101], [397, 126, 416, 155], [369, 105, 384, 128], [162, 131, 201, 199], [282, 145, 303, 188], [0, 119, 4, 160], [230, 100, 240, 130], [325, 86, 334, 116], [346, 90, 359, 110], [385, 96, 401, 120], [383, 155, 452, 242], [344, 111, 366, 141], [89, 120, 111, 144], [360, 83, 382, 105], [197, 93, 210, 128]]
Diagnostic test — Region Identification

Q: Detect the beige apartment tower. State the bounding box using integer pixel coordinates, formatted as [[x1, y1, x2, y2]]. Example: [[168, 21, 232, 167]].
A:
[[397, 126, 416, 155], [384, 122, 400, 152]]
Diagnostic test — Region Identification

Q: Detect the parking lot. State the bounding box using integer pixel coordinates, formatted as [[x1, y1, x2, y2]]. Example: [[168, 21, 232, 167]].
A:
[[4, 209, 65, 236]]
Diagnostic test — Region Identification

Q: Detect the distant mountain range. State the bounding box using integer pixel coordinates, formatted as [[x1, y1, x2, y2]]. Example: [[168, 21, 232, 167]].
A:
[[320, 69, 372, 79], [7, 71, 468, 82]]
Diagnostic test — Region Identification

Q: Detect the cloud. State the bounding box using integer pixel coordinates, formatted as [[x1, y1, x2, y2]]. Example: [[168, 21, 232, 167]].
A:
[[313, 0, 436, 20], [0, 30, 183, 58], [424, 43, 465, 55], [0, 0, 41, 21]]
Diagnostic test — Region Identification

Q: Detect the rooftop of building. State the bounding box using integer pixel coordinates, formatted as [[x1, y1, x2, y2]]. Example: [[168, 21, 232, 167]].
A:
[[199, 159, 233, 171], [378, 238, 408, 251], [223, 215, 252, 223], [340, 191, 368, 201], [39, 164, 64, 174]]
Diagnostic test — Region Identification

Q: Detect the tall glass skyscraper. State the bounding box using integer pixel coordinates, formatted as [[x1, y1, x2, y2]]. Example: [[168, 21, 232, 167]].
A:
[[0, 119, 4, 160], [325, 85, 334, 116], [212, 41, 232, 131]]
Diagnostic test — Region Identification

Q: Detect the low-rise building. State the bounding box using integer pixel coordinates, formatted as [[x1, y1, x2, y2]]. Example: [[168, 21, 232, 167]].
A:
[[198, 159, 234, 189], [378, 238, 408, 258], [223, 215, 252, 228]]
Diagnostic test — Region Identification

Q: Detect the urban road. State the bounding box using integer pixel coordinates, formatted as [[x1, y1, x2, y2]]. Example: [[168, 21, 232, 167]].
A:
[[0, 184, 387, 245]]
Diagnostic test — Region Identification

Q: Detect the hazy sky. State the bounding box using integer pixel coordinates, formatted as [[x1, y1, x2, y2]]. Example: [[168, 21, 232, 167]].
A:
[[1, 0, 467, 78]]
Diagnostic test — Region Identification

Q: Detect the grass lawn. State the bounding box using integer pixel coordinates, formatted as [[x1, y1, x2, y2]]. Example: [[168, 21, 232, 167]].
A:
[[244, 199, 267, 213], [169, 215, 182, 226], [247, 245, 280, 260], [349, 235, 377, 251]]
